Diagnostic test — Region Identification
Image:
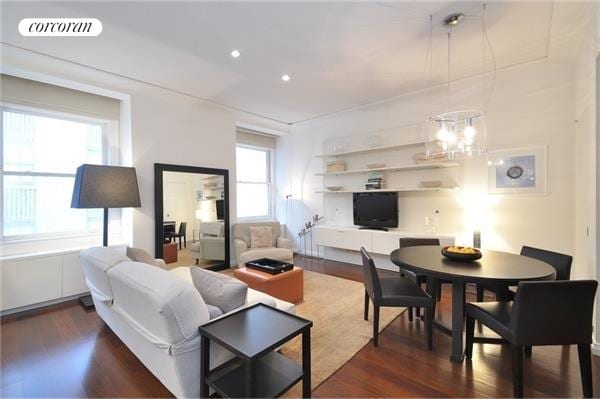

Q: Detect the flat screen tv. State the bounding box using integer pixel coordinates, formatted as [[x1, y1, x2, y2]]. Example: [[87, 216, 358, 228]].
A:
[[216, 199, 225, 220], [353, 192, 398, 230]]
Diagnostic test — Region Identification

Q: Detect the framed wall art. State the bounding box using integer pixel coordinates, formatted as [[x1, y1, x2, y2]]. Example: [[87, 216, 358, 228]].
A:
[[487, 146, 547, 195]]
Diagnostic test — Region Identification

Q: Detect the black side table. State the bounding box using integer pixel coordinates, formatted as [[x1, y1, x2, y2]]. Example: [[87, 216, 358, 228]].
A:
[[198, 303, 313, 398]]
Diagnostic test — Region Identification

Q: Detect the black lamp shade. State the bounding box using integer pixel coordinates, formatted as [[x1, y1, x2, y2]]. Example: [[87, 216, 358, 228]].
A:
[[71, 164, 141, 209]]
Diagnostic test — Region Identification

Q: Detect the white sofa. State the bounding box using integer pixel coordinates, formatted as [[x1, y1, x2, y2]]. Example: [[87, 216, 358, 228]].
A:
[[79, 246, 294, 398]]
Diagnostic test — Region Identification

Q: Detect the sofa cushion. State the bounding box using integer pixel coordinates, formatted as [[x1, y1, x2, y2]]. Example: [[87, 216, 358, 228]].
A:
[[190, 267, 248, 313], [79, 247, 132, 302], [233, 221, 280, 247], [126, 247, 165, 269], [206, 304, 224, 319], [169, 266, 295, 314], [250, 226, 273, 248], [108, 261, 209, 347], [239, 247, 294, 266]]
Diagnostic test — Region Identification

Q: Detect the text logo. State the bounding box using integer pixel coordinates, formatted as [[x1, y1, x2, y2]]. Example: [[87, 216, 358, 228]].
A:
[[19, 18, 102, 37]]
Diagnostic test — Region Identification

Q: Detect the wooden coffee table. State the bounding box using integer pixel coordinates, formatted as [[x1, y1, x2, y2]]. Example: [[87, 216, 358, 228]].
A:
[[199, 303, 312, 398]]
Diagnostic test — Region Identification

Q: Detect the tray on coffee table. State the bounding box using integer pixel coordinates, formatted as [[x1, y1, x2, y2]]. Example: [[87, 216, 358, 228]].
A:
[[246, 258, 293, 275]]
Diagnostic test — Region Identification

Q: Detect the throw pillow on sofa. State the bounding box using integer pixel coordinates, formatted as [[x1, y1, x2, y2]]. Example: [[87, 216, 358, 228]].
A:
[[126, 247, 166, 269], [250, 226, 273, 248], [190, 267, 248, 313]]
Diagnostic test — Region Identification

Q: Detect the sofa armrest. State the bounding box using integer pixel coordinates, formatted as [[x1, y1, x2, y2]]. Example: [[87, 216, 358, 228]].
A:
[[277, 237, 293, 250], [234, 238, 248, 265], [155, 258, 166, 269]]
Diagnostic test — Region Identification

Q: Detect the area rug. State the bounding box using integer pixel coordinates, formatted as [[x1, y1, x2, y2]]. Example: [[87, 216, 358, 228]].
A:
[[275, 270, 404, 397]]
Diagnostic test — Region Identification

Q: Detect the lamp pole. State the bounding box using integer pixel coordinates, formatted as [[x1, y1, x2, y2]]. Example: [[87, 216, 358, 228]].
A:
[[103, 208, 109, 247]]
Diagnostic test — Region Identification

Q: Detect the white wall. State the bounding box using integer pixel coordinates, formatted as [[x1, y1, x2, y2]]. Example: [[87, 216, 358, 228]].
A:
[[574, 1, 600, 355], [1, 43, 289, 260], [277, 57, 578, 272]]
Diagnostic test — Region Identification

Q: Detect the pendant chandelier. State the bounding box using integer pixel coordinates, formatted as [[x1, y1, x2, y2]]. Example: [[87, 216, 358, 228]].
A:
[[425, 6, 495, 160]]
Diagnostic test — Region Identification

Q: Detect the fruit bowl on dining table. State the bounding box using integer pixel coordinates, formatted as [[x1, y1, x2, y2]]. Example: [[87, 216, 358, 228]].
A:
[[441, 246, 482, 262]]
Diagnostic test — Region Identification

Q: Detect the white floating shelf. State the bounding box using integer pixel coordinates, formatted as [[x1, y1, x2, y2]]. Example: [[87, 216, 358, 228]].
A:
[[315, 187, 459, 194], [315, 162, 459, 176], [315, 141, 425, 158]]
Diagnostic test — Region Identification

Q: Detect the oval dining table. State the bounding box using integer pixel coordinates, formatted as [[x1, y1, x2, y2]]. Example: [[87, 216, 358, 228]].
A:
[[390, 246, 556, 363]]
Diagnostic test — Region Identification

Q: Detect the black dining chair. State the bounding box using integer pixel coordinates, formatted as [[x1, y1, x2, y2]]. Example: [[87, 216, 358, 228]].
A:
[[361, 247, 435, 349], [174, 221, 187, 249], [465, 280, 597, 398], [476, 245, 573, 302], [399, 238, 446, 321]]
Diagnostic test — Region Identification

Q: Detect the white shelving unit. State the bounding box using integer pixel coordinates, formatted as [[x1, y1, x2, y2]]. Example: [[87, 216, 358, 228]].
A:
[[315, 162, 458, 176], [315, 187, 459, 194], [315, 140, 425, 158]]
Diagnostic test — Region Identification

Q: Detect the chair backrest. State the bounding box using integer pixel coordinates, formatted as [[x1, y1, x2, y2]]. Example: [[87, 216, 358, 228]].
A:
[[520, 245, 572, 280], [199, 221, 224, 237], [360, 247, 382, 301], [232, 221, 281, 246], [399, 237, 440, 248], [510, 280, 598, 345], [163, 221, 176, 235], [178, 221, 187, 236]]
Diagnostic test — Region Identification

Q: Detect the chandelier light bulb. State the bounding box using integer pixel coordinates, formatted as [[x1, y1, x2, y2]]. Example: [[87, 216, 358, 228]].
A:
[[464, 125, 476, 145], [437, 125, 448, 142]]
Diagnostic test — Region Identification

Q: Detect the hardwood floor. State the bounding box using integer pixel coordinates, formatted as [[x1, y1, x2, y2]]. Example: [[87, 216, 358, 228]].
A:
[[1, 255, 597, 398]]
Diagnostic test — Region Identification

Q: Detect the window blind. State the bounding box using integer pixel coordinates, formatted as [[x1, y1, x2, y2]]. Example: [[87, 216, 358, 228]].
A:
[[236, 127, 277, 149], [0, 74, 120, 120]]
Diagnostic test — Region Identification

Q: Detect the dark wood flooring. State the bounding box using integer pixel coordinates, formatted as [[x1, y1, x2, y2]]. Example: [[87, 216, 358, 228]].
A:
[[1, 255, 598, 398]]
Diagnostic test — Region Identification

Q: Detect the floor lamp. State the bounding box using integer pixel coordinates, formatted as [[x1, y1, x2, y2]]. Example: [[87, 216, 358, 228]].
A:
[[71, 164, 141, 309]]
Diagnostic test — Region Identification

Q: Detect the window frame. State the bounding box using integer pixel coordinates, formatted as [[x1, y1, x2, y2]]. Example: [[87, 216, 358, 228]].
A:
[[235, 143, 274, 221], [0, 103, 115, 243]]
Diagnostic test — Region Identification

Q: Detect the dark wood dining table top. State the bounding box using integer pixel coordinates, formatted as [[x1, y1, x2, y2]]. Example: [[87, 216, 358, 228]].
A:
[[390, 246, 556, 285]]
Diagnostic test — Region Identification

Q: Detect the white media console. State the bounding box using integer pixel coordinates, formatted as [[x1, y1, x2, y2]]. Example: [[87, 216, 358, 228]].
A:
[[314, 225, 455, 255]]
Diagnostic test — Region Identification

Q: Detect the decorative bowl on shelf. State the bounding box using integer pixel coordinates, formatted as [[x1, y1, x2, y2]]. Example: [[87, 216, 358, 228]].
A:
[[326, 186, 343, 191], [441, 246, 482, 262]]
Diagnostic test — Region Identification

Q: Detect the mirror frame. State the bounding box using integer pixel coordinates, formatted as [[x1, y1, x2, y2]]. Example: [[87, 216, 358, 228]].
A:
[[154, 163, 230, 271]]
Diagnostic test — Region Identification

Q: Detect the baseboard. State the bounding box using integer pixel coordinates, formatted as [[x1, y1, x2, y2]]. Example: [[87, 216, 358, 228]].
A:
[[0, 292, 89, 317]]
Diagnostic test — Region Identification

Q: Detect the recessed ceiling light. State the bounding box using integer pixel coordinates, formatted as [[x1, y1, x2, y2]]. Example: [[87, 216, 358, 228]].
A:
[[230, 49, 240, 58], [281, 74, 291, 82]]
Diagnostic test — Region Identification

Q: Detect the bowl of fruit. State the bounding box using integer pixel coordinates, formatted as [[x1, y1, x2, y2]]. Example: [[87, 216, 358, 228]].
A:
[[441, 246, 482, 262]]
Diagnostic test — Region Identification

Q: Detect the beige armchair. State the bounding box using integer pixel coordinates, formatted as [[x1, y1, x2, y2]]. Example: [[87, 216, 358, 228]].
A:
[[190, 222, 225, 263], [232, 220, 293, 266]]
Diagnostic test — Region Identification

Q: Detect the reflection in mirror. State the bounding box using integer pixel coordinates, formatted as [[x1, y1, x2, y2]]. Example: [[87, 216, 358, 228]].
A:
[[155, 164, 229, 271]]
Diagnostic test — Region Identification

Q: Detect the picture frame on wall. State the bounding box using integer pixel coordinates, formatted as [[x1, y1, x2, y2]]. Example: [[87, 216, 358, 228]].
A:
[[487, 146, 547, 195]]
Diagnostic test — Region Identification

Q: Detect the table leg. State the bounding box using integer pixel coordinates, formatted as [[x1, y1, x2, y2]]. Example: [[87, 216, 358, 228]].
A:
[[302, 328, 312, 398], [200, 335, 210, 398], [427, 276, 440, 317], [451, 281, 466, 363], [495, 284, 514, 302], [246, 359, 256, 398]]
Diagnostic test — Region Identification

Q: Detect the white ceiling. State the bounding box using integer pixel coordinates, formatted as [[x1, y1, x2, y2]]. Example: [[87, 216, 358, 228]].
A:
[[0, 1, 589, 124]]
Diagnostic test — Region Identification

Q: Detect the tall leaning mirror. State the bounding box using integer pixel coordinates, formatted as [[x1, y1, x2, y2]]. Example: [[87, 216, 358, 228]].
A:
[[154, 163, 230, 271]]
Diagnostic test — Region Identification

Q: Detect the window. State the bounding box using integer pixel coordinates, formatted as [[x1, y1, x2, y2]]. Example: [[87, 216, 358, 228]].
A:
[[236, 145, 272, 219], [1, 106, 106, 240]]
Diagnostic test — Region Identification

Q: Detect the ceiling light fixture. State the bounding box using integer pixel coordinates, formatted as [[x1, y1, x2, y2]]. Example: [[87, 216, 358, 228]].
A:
[[230, 49, 240, 58], [425, 5, 496, 160], [281, 74, 291, 82]]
